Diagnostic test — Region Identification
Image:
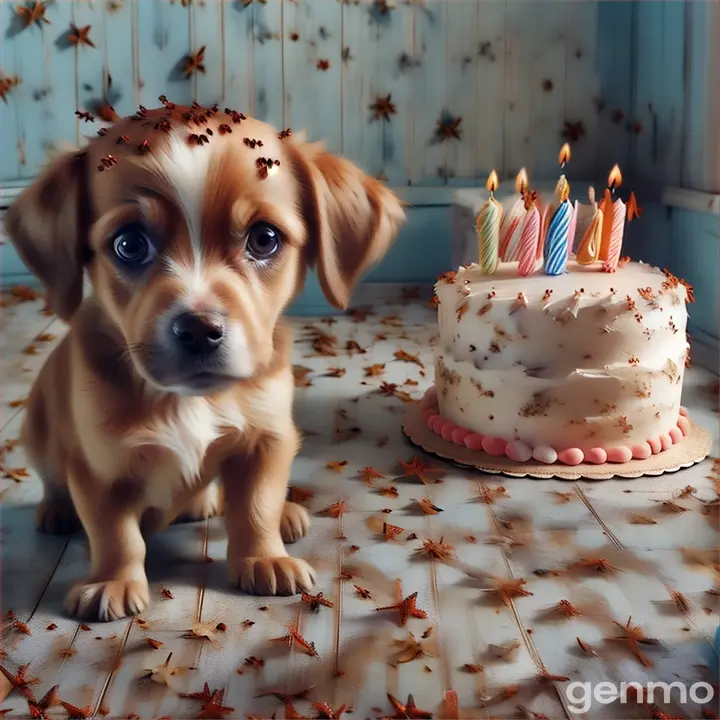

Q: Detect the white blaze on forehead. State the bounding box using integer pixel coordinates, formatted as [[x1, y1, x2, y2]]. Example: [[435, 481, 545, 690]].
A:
[[156, 130, 213, 267]]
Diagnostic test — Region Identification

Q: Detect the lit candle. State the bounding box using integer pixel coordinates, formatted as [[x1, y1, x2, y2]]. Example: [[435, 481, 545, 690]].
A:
[[542, 145, 572, 275], [602, 194, 626, 273], [576, 187, 603, 265], [599, 165, 621, 260], [544, 177, 572, 276], [475, 170, 502, 275], [499, 168, 528, 261], [517, 190, 540, 277], [555, 143, 571, 200]]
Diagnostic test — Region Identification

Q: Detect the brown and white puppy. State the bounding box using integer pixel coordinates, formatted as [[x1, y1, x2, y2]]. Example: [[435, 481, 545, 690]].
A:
[[5, 103, 404, 621]]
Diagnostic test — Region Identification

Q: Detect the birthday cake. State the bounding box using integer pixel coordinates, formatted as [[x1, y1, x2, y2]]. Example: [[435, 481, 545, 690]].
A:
[[426, 261, 692, 466], [421, 150, 696, 468]]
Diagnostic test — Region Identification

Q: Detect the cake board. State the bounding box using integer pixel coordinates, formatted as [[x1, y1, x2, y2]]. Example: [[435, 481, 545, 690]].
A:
[[401, 403, 712, 481]]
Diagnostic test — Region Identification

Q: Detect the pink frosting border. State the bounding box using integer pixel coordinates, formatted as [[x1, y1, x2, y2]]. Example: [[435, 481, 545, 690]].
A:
[[419, 386, 691, 466]]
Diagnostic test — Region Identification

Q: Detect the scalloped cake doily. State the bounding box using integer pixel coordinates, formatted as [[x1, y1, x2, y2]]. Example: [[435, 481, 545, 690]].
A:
[[401, 403, 712, 480]]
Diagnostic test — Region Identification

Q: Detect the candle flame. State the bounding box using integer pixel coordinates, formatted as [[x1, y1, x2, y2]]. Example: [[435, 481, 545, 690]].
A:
[[608, 164, 622, 191], [486, 170, 499, 193], [515, 167, 528, 194], [558, 143, 571, 166]]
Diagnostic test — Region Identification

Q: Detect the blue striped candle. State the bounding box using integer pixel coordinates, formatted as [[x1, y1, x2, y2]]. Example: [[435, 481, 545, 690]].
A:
[[544, 199, 572, 276]]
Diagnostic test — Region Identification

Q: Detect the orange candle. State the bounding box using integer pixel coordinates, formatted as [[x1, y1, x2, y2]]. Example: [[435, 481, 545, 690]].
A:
[[576, 187, 603, 265], [599, 165, 622, 261]]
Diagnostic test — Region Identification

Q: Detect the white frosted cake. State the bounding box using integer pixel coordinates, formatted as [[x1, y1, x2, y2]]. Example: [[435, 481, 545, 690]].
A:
[[424, 261, 694, 466]]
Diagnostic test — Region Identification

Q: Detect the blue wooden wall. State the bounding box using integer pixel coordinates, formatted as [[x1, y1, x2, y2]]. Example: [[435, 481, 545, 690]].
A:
[[0, 0, 717, 331], [0, 0, 629, 184]]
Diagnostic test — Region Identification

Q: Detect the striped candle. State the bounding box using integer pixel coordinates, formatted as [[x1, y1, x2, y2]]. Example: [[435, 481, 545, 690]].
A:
[[599, 165, 622, 260], [500, 213, 524, 261], [499, 168, 528, 260], [598, 189, 614, 261], [475, 170, 503, 275], [544, 200, 572, 276], [517, 202, 540, 277], [602, 198, 626, 272]]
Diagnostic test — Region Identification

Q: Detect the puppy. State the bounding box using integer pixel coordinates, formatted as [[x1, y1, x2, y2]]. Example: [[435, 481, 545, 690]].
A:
[[5, 103, 404, 621]]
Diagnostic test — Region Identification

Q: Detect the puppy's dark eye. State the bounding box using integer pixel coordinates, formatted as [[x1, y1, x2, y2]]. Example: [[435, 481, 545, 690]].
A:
[[246, 222, 281, 260], [112, 225, 156, 268]]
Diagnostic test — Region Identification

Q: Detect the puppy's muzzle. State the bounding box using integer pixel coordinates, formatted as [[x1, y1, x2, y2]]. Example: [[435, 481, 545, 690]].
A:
[[170, 311, 226, 357]]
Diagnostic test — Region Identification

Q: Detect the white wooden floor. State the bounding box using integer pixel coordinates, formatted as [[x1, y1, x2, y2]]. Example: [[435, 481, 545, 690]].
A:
[[1, 284, 718, 720]]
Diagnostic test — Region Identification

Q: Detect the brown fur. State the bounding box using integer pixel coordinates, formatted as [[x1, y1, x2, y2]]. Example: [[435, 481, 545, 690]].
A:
[[5, 106, 404, 621]]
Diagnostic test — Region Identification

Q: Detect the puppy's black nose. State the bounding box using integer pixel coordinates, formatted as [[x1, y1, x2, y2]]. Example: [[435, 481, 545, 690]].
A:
[[171, 312, 225, 355]]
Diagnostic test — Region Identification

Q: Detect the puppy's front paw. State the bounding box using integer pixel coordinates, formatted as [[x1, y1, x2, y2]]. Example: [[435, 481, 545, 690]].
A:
[[280, 501, 311, 544], [64, 577, 149, 621], [230, 556, 316, 596]]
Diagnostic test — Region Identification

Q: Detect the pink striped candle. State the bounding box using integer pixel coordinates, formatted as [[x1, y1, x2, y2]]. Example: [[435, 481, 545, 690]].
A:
[[517, 201, 541, 277], [499, 168, 528, 260], [602, 198, 626, 272]]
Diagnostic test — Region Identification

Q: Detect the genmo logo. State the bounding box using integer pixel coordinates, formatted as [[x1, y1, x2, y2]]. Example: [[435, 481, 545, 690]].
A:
[[565, 681, 715, 714]]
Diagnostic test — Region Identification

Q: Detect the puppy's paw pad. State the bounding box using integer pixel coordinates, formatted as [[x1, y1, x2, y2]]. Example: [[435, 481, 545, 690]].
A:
[[36, 498, 80, 535], [64, 578, 149, 621], [280, 501, 311, 544], [231, 556, 316, 596]]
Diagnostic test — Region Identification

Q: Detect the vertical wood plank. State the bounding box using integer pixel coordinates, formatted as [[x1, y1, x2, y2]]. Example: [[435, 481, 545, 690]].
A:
[[252, 0, 283, 128], [37, 0, 77, 165], [564, 0, 600, 181], [526, 2, 568, 181], [475, 0, 506, 179], [103, 0, 139, 119], [191, 0, 223, 107], [656, 0, 686, 187], [340, 0, 413, 182], [4, 0, 74, 177], [73, 0, 104, 147], [595, 0, 633, 177], [631, 0, 665, 182], [502, 1, 534, 178], [136, 0, 192, 109], [409, 1, 447, 185], [0, 1, 25, 181], [222, 0, 254, 112], [444, 0, 479, 183], [283, 0, 342, 152], [682, 1, 719, 191]]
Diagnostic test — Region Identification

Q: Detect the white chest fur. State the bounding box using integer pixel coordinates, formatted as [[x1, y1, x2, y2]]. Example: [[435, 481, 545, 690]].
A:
[[126, 396, 246, 487]]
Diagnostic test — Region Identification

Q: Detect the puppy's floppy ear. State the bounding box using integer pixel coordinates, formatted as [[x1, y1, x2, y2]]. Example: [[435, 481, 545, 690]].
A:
[[291, 141, 406, 309], [4, 150, 91, 322]]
